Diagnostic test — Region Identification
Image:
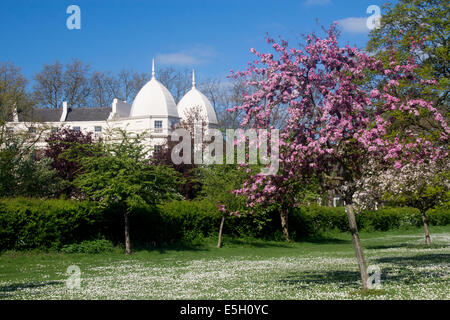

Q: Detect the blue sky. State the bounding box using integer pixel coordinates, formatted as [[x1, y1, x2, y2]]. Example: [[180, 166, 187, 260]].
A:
[[0, 0, 389, 84]]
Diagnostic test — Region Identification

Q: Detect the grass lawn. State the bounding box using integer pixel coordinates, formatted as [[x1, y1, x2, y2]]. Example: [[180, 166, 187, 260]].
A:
[[1, 226, 449, 300]]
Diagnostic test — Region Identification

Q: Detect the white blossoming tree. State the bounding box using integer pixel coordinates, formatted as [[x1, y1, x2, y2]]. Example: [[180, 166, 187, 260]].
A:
[[354, 159, 449, 245]]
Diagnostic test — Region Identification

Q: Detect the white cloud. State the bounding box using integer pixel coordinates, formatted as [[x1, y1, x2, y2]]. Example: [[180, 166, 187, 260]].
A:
[[303, 0, 331, 6], [156, 53, 201, 66], [336, 17, 370, 34], [156, 45, 216, 66]]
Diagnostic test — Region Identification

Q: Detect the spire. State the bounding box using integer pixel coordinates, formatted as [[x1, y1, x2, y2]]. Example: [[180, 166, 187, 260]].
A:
[[152, 58, 155, 79], [192, 69, 196, 88]]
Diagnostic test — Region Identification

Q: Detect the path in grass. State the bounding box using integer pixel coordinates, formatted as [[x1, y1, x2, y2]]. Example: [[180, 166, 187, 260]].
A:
[[1, 226, 449, 300]]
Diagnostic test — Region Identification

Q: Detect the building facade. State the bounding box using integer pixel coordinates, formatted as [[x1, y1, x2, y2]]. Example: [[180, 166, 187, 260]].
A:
[[6, 62, 218, 150]]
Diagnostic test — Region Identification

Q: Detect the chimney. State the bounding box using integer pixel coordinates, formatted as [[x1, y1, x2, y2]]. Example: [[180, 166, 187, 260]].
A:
[[60, 101, 68, 122], [108, 98, 118, 120], [12, 104, 19, 122]]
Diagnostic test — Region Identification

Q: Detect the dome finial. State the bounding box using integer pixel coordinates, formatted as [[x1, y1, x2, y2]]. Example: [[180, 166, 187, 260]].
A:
[[152, 58, 155, 79], [192, 69, 196, 88]]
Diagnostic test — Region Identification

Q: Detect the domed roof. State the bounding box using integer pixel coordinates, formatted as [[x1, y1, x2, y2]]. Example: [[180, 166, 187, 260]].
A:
[[129, 61, 178, 118], [177, 71, 218, 125]]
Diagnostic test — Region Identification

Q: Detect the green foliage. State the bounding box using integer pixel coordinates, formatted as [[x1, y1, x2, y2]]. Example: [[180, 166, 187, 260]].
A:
[[200, 163, 248, 213], [426, 203, 450, 226], [0, 198, 102, 251], [290, 206, 349, 238], [1, 197, 448, 251], [199, 164, 276, 239], [367, 0, 449, 113], [157, 199, 221, 243], [290, 205, 450, 239], [61, 239, 114, 254], [72, 129, 182, 212], [0, 136, 64, 198], [358, 207, 422, 232], [0, 62, 33, 129]]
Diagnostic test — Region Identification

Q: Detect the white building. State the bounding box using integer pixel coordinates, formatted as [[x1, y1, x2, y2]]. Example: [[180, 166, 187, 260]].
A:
[[5, 61, 218, 150]]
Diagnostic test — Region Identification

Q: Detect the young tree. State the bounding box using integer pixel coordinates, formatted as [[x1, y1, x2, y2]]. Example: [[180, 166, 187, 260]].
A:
[[354, 159, 449, 245], [73, 130, 181, 254], [201, 163, 248, 248], [230, 25, 448, 290]]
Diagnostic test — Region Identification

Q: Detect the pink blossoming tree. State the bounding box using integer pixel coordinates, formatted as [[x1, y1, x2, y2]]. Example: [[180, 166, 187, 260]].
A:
[[229, 24, 449, 290]]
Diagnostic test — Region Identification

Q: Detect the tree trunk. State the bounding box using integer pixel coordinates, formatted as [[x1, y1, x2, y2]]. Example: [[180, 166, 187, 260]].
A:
[[328, 190, 334, 207], [420, 209, 431, 245], [280, 209, 290, 242], [345, 204, 368, 290], [217, 215, 225, 248], [124, 211, 131, 255]]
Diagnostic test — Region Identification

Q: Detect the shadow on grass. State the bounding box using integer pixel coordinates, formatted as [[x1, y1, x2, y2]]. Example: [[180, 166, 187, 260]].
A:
[[375, 253, 450, 266], [132, 242, 212, 254], [277, 253, 449, 289], [0, 280, 62, 298], [222, 238, 294, 248], [278, 270, 361, 289], [300, 236, 350, 245], [133, 234, 351, 252], [367, 243, 449, 250], [375, 254, 450, 285]]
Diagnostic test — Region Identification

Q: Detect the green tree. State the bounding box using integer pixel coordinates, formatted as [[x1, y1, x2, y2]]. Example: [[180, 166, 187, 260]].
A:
[[72, 130, 182, 254], [201, 163, 248, 247], [367, 0, 449, 115], [0, 134, 63, 198], [366, 0, 449, 245], [0, 62, 33, 141]]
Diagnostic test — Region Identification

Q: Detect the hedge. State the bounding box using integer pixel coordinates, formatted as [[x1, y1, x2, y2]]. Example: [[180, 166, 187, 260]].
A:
[[0, 198, 449, 250], [0, 198, 102, 250]]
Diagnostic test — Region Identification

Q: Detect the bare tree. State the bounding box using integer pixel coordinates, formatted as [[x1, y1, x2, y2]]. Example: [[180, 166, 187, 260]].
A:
[[131, 71, 150, 101], [33, 59, 91, 109], [158, 67, 191, 104], [33, 61, 64, 109], [200, 77, 246, 130], [63, 59, 91, 108], [200, 75, 289, 131], [89, 71, 115, 108], [87, 69, 150, 107], [116, 69, 135, 102]]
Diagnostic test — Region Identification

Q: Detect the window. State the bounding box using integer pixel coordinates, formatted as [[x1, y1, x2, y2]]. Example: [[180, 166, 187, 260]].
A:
[[154, 120, 163, 133], [73, 126, 81, 132], [154, 145, 162, 153], [6, 127, 13, 133], [94, 126, 102, 132]]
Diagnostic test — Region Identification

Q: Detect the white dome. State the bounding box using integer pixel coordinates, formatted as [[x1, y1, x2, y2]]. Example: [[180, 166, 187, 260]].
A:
[[177, 87, 218, 125], [130, 77, 178, 118]]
